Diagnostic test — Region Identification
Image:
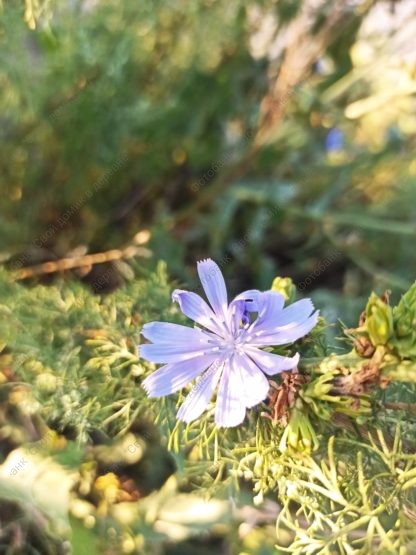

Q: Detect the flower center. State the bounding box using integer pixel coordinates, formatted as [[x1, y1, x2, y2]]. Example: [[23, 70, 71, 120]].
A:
[[218, 327, 246, 355]]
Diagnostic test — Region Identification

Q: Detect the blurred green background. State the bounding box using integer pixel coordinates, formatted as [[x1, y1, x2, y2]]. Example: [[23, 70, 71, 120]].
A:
[[1, 0, 416, 553], [2, 0, 416, 313]]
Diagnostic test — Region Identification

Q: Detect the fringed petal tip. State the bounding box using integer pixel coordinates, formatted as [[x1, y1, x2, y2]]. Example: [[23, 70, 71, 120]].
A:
[[171, 289, 181, 303], [141, 374, 153, 395], [196, 257, 215, 266], [142, 382, 163, 399], [141, 381, 150, 395]]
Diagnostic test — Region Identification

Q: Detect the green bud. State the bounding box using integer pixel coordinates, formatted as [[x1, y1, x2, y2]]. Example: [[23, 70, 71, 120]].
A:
[[271, 276, 296, 302], [392, 283, 416, 359], [365, 293, 393, 346], [278, 403, 319, 454]]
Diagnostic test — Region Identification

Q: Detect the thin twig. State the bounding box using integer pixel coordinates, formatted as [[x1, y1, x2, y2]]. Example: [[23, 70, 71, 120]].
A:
[[11, 245, 151, 281]]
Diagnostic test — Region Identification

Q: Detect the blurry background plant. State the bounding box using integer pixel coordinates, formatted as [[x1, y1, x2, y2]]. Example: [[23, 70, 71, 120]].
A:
[[2, 0, 416, 315], [2, 0, 416, 553]]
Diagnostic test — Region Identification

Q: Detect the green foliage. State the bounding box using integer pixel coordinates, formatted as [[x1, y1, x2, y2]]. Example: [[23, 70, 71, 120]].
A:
[[365, 292, 394, 347], [0, 260, 416, 553], [1, 0, 262, 257], [275, 432, 416, 554], [0, 263, 174, 439]]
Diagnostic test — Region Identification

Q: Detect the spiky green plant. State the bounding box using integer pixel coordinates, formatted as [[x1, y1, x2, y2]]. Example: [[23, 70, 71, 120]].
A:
[[1, 265, 415, 553]]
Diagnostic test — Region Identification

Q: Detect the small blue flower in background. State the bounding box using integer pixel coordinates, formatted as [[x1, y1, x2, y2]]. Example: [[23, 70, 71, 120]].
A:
[[140, 259, 318, 428], [325, 127, 344, 153]]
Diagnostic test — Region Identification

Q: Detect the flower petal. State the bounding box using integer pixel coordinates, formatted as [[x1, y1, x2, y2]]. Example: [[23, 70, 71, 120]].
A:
[[234, 353, 270, 408], [172, 289, 224, 335], [142, 353, 217, 397], [141, 322, 211, 345], [215, 358, 247, 427], [140, 342, 218, 364], [245, 347, 299, 375], [271, 299, 315, 329], [197, 259, 228, 318], [177, 361, 223, 423], [245, 292, 318, 345], [249, 291, 286, 333], [231, 289, 262, 313], [249, 310, 319, 346]]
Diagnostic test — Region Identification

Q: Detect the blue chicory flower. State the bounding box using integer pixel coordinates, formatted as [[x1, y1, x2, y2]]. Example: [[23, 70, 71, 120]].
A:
[[140, 259, 318, 428], [325, 127, 344, 153]]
